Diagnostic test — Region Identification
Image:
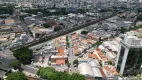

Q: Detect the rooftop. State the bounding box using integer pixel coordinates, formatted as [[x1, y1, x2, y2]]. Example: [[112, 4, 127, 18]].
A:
[[78, 60, 104, 77], [73, 46, 79, 54], [51, 55, 67, 59], [57, 47, 64, 56], [103, 65, 118, 76], [0, 49, 15, 60], [120, 34, 142, 48], [4, 18, 14, 25], [56, 59, 65, 65], [88, 53, 99, 60], [0, 70, 6, 78], [103, 41, 119, 52]]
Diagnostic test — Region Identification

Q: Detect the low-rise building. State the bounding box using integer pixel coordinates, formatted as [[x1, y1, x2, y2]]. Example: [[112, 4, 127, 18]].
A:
[[0, 34, 10, 42], [0, 49, 15, 80], [4, 18, 14, 25], [50, 55, 67, 65], [102, 65, 118, 77], [50, 47, 68, 65], [31, 27, 52, 38], [78, 60, 105, 80]]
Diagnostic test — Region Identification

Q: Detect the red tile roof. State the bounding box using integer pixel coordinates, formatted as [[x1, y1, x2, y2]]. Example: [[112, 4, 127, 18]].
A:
[[96, 48, 101, 51], [56, 59, 65, 65], [99, 68, 106, 77], [104, 66, 118, 76], [88, 53, 99, 60], [74, 46, 79, 54], [57, 47, 64, 56]]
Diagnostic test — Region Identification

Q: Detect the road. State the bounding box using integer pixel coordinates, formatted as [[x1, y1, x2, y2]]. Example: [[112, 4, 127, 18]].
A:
[[68, 48, 73, 65], [67, 35, 78, 73], [22, 65, 38, 75], [10, 11, 121, 51]]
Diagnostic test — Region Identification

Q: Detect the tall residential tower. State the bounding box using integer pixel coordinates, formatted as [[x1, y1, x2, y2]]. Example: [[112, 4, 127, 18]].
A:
[[115, 34, 142, 76]]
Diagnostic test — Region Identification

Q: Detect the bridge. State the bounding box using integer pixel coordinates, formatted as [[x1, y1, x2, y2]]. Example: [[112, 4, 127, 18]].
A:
[[10, 11, 122, 51]]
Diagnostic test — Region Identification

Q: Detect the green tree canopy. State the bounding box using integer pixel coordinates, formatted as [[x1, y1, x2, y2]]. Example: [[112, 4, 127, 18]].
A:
[[54, 26, 62, 32], [133, 25, 142, 30], [37, 67, 86, 80], [6, 72, 26, 80], [73, 59, 79, 65], [0, 6, 14, 15], [9, 60, 21, 70], [108, 61, 112, 65], [55, 71, 70, 80], [37, 67, 56, 80], [95, 41, 103, 46], [66, 36, 70, 46], [81, 31, 88, 35], [43, 23, 51, 28], [120, 27, 128, 34], [137, 14, 142, 21], [13, 47, 33, 64], [92, 41, 103, 47], [67, 60, 71, 67], [68, 73, 86, 80]]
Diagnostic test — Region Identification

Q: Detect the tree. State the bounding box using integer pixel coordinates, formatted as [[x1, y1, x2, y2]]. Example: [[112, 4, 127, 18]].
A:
[[0, 6, 14, 15], [99, 61, 102, 67], [67, 63, 71, 67], [0, 61, 2, 65], [73, 59, 79, 66], [68, 73, 86, 80], [81, 31, 88, 35], [135, 74, 141, 80], [120, 27, 128, 34], [119, 73, 123, 77], [133, 25, 142, 30], [96, 41, 103, 46], [108, 61, 112, 65], [13, 47, 33, 64], [6, 72, 26, 80], [92, 41, 103, 47], [55, 71, 70, 80], [37, 67, 86, 80], [120, 27, 124, 34], [43, 23, 51, 28], [9, 60, 21, 70], [54, 26, 62, 32], [37, 67, 56, 80], [137, 14, 142, 21], [66, 60, 71, 67], [66, 36, 70, 47]]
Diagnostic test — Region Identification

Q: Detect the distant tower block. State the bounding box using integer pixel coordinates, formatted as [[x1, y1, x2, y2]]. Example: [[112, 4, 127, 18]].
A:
[[115, 34, 142, 76]]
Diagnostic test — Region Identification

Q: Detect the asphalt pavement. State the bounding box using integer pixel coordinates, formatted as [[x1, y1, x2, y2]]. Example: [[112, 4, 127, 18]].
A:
[[22, 65, 38, 75], [67, 35, 78, 73]]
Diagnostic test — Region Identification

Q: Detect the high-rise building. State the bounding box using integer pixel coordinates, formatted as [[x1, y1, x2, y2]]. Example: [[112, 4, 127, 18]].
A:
[[115, 34, 142, 76]]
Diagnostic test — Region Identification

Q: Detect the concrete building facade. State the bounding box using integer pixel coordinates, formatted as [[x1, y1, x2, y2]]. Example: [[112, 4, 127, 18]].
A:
[[115, 34, 142, 76]]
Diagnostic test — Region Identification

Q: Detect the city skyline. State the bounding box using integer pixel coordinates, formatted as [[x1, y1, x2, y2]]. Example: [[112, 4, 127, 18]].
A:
[[0, 0, 141, 80]]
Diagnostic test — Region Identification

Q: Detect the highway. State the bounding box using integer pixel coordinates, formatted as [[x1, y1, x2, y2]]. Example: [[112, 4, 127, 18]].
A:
[[10, 11, 121, 51]]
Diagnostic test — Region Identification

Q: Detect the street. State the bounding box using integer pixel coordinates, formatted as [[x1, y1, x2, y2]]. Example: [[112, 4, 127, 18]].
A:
[[22, 65, 38, 76], [67, 35, 78, 73]]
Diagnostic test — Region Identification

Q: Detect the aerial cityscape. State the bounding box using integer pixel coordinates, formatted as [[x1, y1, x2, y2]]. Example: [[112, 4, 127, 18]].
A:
[[0, 0, 142, 80]]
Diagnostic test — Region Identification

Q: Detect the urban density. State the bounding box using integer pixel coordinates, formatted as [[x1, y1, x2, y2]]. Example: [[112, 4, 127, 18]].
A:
[[0, 0, 142, 80]]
